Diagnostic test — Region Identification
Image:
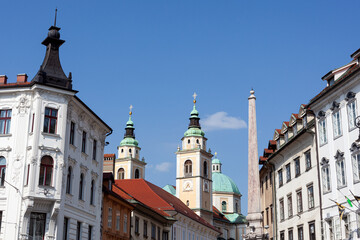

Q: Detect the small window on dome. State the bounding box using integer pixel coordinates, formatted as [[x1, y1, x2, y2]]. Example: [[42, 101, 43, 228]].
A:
[[216, 165, 219, 171], [188, 139, 190, 144], [129, 149, 132, 153], [222, 201, 227, 212], [121, 149, 124, 153], [213, 166, 215, 171], [196, 139, 199, 144], [136, 150, 138, 154]]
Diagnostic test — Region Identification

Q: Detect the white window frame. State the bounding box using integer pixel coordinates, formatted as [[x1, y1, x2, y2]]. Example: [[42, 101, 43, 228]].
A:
[[319, 118, 327, 145], [352, 152, 360, 183], [347, 99, 357, 131], [332, 110, 342, 139], [336, 158, 347, 188], [322, 165, 331, 193]]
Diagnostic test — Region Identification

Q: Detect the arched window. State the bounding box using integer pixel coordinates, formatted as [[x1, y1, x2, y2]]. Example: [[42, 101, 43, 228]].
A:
[[135, 169, 140, 179], [90, 180, 95, 205], [187, 139, 190, 144], [121, 149, 124, 153], [129, 149, 132, 153], [184, 160, 192, 176], [222, 201, 227, 212], [39, 156, 53, 186], [213, 166, 215, 171], [79, 173, 84, 200], [118, 168, 125, 179], [235, 202, 238, 213], [196, 139, 199, 144], [203, 161, 208, 177], [186, 200, 190, 206], [66, 166, 72, 194], [0, 157, 5, 186]]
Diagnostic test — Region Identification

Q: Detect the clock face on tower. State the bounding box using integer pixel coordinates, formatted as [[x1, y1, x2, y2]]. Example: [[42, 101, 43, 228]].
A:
[[183, 180, 193, 191]]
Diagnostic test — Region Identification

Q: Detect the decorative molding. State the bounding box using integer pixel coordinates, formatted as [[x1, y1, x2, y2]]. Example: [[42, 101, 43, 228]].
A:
[[68, 157, 77, 166], [80, 164, 88, 173], [39, 145, 61, 153], [320, 157, 329, 166], [334, 150, 344, 160], [330, 101, 340, 111], [345, 91, 356, 101], [16, 95, 31, 116], [317, 110, 326, 119], [91, 171, 99, 179], [350, 142, 360, 152], [0, 146, 12, 152]]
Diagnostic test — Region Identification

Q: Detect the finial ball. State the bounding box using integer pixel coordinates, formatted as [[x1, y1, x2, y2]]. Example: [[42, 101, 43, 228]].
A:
[[250, 89, 255, 95]]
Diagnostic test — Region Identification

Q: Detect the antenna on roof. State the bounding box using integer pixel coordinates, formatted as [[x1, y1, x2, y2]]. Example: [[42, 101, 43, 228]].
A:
[[54, 8, 58, 27]]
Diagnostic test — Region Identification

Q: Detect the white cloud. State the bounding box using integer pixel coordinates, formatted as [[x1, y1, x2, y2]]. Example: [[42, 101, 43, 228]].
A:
[[202, 112, 247, 131], [155, 162, 172, 172]]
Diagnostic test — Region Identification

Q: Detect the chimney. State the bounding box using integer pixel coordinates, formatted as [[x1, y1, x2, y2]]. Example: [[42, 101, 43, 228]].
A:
[[0, 75, 8, 85], [17, 74, 28, 83]]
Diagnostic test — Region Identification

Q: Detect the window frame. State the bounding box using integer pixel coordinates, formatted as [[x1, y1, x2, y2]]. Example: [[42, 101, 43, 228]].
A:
[[69, 121, 75, 145], [332, 110, 342, 139], [287, 194, 293, 218], [322, 164, 331, 193], [66, 166, 72, 194], [79, 173, 84, 200], [294, 157, 300, 177], [279, 198, 284, 221], [0, 109, 11, 134], [0, 157, 6, 187], [184, 160, 192, 177], [347, 99, 357, 131], [318, 118, 327, 145], [307, 185, 314, 210], [43, 107, 58, 134], [39, 156, 53, 186], [286, 163, 291, 182], [352, 152, 360, 183], [278, 169, 283, 187], [29, 212, 46, 240], [305, 150, 311, 171], [92, 140, 97, 161], [296, 189, 303, 213]]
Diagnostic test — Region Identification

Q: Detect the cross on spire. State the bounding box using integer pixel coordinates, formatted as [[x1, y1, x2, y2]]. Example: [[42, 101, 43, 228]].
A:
[[129, 105, 133, 116], [193, 92, 197, 104]]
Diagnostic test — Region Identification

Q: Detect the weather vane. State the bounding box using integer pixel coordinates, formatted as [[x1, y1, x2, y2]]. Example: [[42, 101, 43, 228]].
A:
[[193, 92, 197, 104], [129, 105, 133, 116]]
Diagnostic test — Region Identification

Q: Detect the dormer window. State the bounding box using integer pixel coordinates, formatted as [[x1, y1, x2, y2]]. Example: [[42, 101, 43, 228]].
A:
[[284, 132, 288, 143], [276, 139, 280, 149], [293, 124, 297, 135]]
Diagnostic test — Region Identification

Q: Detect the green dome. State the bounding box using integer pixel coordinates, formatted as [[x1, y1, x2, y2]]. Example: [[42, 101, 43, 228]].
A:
[[225, 213, 247, 224], [120, 137, 139, 147], [212, 172, 240, 195], [190, 105, 199, 116], [184, 127, 205, 137], [212, 157, 221, 164]]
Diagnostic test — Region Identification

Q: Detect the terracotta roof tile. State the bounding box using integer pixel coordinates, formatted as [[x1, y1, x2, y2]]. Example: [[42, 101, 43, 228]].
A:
[[212, 206, 230, 223], [104, 153, 116, 158], [115, 179, 219, 232]]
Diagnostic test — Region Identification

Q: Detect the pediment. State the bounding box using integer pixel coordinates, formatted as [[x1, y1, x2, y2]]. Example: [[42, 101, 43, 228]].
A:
[[320, 157, 329, 166], [281, 122, 289, 134], [334, 150, 344, 159], [317, 110, 326, 119], [350, 142, 360, 152]]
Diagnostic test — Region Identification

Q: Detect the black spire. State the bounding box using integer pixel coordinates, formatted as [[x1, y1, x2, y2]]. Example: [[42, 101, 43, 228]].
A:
[[32, 13, 72, 90]]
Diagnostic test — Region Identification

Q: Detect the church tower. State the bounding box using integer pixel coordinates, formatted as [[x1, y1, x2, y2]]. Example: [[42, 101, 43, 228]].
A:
[[114, 106, 146, 180], [176, 94, 213, 224]]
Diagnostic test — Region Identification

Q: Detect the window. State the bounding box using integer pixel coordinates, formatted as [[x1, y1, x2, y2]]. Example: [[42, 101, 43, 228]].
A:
[[297, 226, 304, 240], [39, 156, 53, 186], [266, 208, 269, 225], [79, 173, 84, 200], [88, 225, 92, 240], [108, 207, 112, 228], [235, 202, 238, 213], [347, 100, 357, 130], [118, 168, 125, 179], [327, 219, 334, 240], [26, 164, 30, 186], [81, 131, 87, 153], [322, 166, 331, 192], [332, 110, 342, 138], [135, 169, 140, 179], [184, 160, 192, 176], [66, 167, 72, 194], [270, 171, 272, 185], [203, 161, 208, 177], [288, 194, 293, 218], [319, 118, 327, 145], [294, 158, 300, 177], [76, 221, 82, 240], [0, 157, 6, 186], [135, 217, 139, 234], [0, 109, 11, 134], [29, 213, 46, 239], [163, 231, 169, 240], [296, 190, 303, 213], [116, 211, 120, 231], [336, 158, 346, 188], [158, 227, 160, 240], [293, 123, 297, 135], [0, 211, 3, 232], [279, 198, 284, 221], [288, 229, 293, 240], [308, 222, 315, 240], [352, 153, 360, 182], [343, 215, 350, 239], [280, 231, 285, 240], [186, 200, 189, 206], [43, 108, 58, 134], [307, 185, 314, 209], [144, 220, 148, 237], [286, 164, 291, 182], [90, 180, 95, 205], [151, 223, 156, 239], [278, 169, 283, 187], [285, 132, 288, 142], [124, 214, 128, 233], [305, 151, 311, 170], [69, 121, 75, 145], [270, 205, 273, 223], [92, 140, 97, 160], [276, 139, 280, 149], [222, 201, 227, 212], [63, 217, 69, 240]]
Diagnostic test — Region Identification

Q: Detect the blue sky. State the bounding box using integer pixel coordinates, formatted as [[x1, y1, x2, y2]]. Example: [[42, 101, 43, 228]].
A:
[[1, 0, 360, 214]]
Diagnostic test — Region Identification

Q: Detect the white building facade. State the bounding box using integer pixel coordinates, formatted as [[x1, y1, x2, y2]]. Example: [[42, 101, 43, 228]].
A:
[[308, 49, 360, 240], [0, 24, 111, 239]]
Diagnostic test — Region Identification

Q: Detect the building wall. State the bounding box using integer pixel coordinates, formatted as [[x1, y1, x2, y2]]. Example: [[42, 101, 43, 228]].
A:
[[310, 68, 360, 239], [260, 166, 274, 239], [0, 85, 109, 240]]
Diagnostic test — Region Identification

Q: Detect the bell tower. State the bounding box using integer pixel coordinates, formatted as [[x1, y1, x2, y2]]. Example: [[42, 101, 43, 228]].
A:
[[114, 106, 146, 180], [176, 93, 213, 224]]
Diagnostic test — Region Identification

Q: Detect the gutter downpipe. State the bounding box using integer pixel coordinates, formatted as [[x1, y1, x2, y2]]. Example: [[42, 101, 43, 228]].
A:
[[312, 116, 324, 239], [268, 161, 277, 240]]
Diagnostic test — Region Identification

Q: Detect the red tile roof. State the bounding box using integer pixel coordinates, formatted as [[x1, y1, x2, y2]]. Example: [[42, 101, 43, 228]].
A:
[[212, 206, 230, 223], [104, 153, 116, 158], [264, 149, 273, 154], [115, 179, 219, 232], [283, 121, 289, 127]]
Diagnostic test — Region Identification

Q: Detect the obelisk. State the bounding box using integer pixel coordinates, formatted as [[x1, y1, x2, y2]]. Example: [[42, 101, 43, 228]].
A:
[[245, 89, 264, 239]]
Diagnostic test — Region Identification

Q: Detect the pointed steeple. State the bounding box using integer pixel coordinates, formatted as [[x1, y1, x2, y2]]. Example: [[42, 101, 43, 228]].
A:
[[188, 92, 201, 129], [120, 105, 138, 147], [32, 10, 72, 90]]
